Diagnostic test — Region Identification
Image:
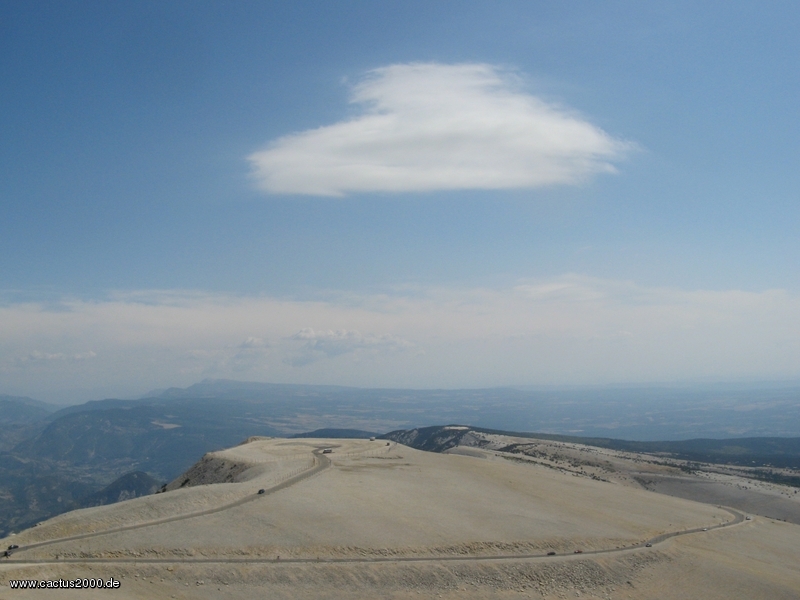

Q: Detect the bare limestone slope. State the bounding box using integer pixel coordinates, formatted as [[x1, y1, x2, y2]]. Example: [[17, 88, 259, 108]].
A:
[[1, 437, 798, 599]]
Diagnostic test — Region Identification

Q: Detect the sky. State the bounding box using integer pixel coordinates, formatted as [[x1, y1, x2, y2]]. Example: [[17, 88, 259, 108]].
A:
[[1, 1, 800, 403]]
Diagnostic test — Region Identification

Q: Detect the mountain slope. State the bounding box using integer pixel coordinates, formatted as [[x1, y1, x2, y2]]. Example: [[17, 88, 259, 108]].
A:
[[15, 402, 279, 480], [80, 471, 163, 507], [0, 395, 57, 425], [383, 425, 800, 469], [5, 437, 798, 600]]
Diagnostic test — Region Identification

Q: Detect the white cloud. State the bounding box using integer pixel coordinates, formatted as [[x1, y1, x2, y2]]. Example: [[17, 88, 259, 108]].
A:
[[17, 350, 96, 364], [239, 336, 269, 349], [1, 277, 800, 401], [287, 327, 413, 366], [248, 63, 632, 196]]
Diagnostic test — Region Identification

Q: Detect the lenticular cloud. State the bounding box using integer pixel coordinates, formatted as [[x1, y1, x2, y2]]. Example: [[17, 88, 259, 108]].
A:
[[249, 63, 632, 196]]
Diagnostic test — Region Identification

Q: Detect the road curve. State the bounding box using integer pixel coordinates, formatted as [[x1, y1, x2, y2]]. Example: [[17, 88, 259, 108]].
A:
[[6, 447, 333, 557], [6, 503, 746, 567]]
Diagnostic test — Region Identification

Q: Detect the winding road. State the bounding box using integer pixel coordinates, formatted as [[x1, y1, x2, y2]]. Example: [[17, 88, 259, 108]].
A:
[[5, 447, 332, 557], [3, 445, 748, 567]]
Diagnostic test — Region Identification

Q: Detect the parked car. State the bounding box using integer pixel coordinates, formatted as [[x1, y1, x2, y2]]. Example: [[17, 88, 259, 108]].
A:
[[322, 448, 333, 454]]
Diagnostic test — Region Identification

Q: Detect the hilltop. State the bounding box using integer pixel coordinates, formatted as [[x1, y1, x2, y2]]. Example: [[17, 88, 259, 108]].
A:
[[2, 381, 800, 540], [1, 436, 798, 599]]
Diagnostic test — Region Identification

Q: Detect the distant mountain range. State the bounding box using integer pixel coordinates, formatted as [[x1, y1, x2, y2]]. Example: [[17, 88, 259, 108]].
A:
[[0, 395, 58, 426], [2, 379, 800, 536]]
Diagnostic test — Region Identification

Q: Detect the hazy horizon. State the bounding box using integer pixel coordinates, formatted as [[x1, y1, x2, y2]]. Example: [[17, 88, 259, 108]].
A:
[[7, 376, 800, 412], [3, 3, 799, 402]]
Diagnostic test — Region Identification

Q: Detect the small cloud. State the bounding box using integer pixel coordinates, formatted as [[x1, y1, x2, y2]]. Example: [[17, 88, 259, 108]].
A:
[[514, 279, 606, 303], [17, 350, 96, 364], [249, 62, 633, 196], [286, 327, 413, 366], [239, 336, 269, 349]]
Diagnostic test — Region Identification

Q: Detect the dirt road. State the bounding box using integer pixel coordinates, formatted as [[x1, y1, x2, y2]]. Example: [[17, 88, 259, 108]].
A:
[[5, 442, 747, 567], [6, 447, 332, 557]]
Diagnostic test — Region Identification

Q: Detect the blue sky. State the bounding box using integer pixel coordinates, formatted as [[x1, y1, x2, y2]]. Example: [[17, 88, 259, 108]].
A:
[[2, 1, 799, 402]]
